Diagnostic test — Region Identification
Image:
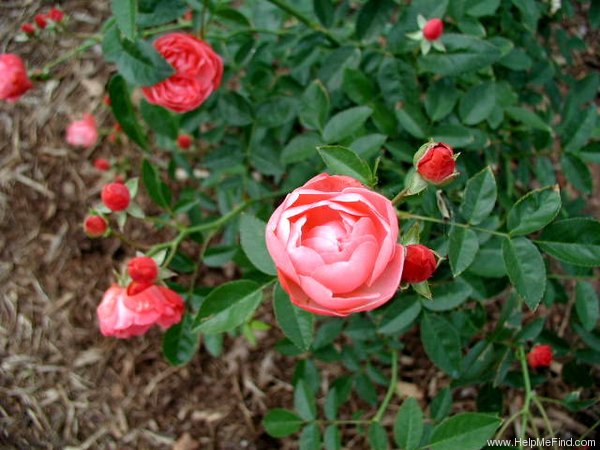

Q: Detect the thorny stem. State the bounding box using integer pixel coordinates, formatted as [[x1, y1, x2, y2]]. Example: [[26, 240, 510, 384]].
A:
[[373, 351, 398, 423], [517, 346, 533, 450], [40, 38, 100, 74], [109, 229, 151, 250]]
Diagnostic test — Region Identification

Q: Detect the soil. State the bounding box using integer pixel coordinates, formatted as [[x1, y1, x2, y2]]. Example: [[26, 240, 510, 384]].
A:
[[1, 2, 599, 450]]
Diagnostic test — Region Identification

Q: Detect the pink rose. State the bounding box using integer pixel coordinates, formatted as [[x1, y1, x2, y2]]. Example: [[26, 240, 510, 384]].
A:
[[142, 33, 223, 113], [0, 54, 33, 102], [97, 284, 184, 338], [66, 114, 98, 148], [266, 174, 405, 317]]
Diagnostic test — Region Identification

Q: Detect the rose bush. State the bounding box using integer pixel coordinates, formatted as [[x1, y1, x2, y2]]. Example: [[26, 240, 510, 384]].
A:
[[5, 0, 600, 448]]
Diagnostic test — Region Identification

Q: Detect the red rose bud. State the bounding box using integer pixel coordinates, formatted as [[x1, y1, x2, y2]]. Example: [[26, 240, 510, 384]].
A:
[[101, 182, 130, 211], [48, 8, 64, 22], [21, 23, 36, 34], [401, 244, 437, 284], [103, 95, 111, 106], [0, 54, 33, 103], [415, 142, 457, 185], [183, 10, 193, 21], [423, 18, 444, 41], [94, 158, 111, 171], [527, 344, 553, 369], [128, 256, 159, 284], [84, 215, 108, 238], [177, 134, 192, 149], [126, 280, 153, 296], [114, 175, 126, 184], [34, 14, 47, 29]]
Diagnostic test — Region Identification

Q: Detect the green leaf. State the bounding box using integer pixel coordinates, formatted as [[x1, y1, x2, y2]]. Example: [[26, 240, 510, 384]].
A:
[[458, 82, 495, 125], [356, 0, 394, 40], [460, 167, 497, 225], [505, 106, 552, 133], [137, 0, 187, 27], [430, 388, 452, 422], [317, 145, 374, 186], [511, 0, 540, 32], [299, 423, 322, 450], [218, 92, 254, 127], [430, 413, 501, 450], [350, 134, 387, 160], [112, 0, 137, 40], [507, 185, 562, 236], [431, 124, 475, 147], [395, 105, 428, 138], [273, 283, 314, 351], [536, 218, 600, 267], [323, 106, 373, 143], [465, 0, 501, 17], [425, 79, 459, 122], [420, 313, 462, 377], [294, 380, 317, 421], [239, 214, 277, 276], [105, 31, 175, 87], [140, 100, 178, 139], [324, 377, 352, 420], [324, 425, 341, 450], [367, 422, 388, 450], [142, 159, 171, 209], [424, 278, 473, 312], [282, 133, 321, 164], [342, 68, 377, 105], [378, 296, 422, 335], [418, 34, 502, 76], [502, 238, 546, 310], [561, 153, 593, 194], [193, 280, 264, 334], [300, 80, 330, 131], [564, 106, 597, 153], [448, 227, 480, 277], [314, 0, 334, 27], [107, 75, 148, 150], [575, 282, 599, 332], [162, 312, 199, 366], [263, 409, 304, 438], [393, 397, 424, 450], [256, 96, 297, 128]]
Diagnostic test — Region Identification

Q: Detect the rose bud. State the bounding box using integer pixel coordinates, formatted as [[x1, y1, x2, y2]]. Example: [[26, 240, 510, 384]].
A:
[[177, 134, 192, 149], [401, 244, 437, 284], [423, 18, 444, 41], [21, 23, 36, 34], [183, 10, 193, 21], [128, 256, 159, 284], [66, 114, 98, 148], [103, 95, 111, 106], [114, 175, 126, 184], [97, 284, 184, 338], [266, 173, 405, 317], [527, 344, 553, 369], [84, 215, 108, 237], [93, 158, 111, 171], [48, 8, 65, 22], [126, 280, 153, 296], [101, 182, 130, 211], [34, 14, 47, 29], [142, 32, 223, 113], [414, 142, 458, 185], [0, 54, 33, 102]]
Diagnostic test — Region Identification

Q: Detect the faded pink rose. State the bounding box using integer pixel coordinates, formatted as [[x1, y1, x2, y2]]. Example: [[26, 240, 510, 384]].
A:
[[266, 174, 405, 317], [97, 284, 184, 338], [142, 32, 223, 113], [66, 114, 98, 148], [0, 54, 33, 102]]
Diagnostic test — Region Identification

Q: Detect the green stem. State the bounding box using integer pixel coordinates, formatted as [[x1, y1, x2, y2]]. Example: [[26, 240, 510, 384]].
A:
[[396, 211, 510, 238], [391, 189, 408, 206], [495, 409, 523, 439], [517, 346, 533, 450], [40, 38, 100, 74], [373, 351, 398, 423], [109, 229, 151, 250], [532, 396, 556, 449], [142, 22, 192, 37], [265, 0, 340, 46], [579, 418, 600, 440]]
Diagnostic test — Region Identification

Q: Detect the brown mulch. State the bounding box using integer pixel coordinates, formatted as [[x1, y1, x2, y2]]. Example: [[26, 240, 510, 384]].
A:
[[1, 2, 599, 450]]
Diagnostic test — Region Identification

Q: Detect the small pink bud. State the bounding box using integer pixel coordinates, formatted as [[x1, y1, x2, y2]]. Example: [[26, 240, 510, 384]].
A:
[[128, 256, 159, 284], [48, 8, 64, 22], [21, 23, 36, 34], [34, 14, 47, 29], [177, 134, 192, 149], [84, 215, 108, 238], [423, 18, 444, 41], [401, 245, 437, 284], [101, 182, 130, 211], [94, 158, 111, 171], [527, 345, 553, 369]]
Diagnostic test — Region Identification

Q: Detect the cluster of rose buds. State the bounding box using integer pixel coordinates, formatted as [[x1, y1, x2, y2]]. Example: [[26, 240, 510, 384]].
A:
[[21, 7, 65, 36], [97, 256, 184, 338]]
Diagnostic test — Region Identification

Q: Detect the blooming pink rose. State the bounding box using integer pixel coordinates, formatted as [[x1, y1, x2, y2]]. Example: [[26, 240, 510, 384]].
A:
[[266, 174, 405, 317], [66, 114, 98, 148], [97, 284, 184, 338], [142, 33, 223, 113], [0, 54, 33, 102]]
